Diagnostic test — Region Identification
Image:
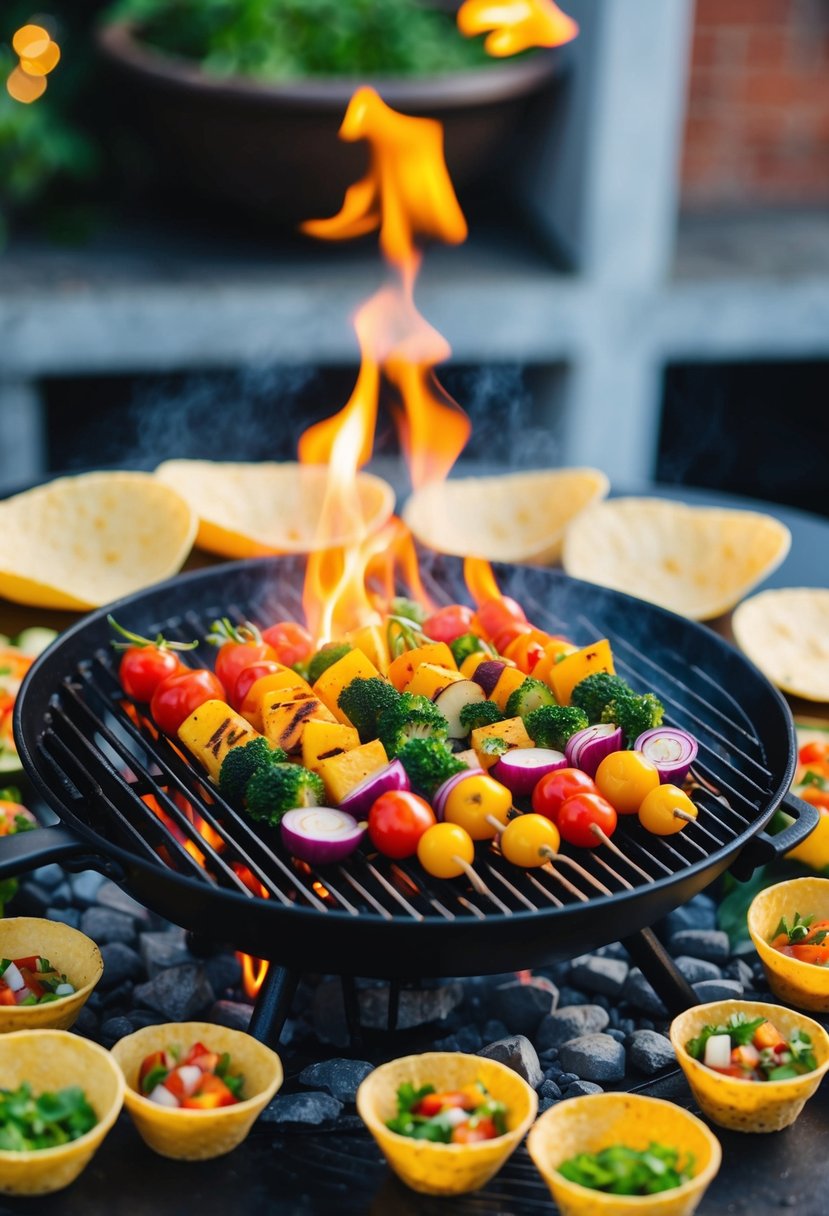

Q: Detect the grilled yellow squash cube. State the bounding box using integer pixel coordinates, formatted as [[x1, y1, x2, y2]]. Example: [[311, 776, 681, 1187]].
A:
[[405, 663, 464, 700], [301, 720, 361, 774], [344, 624, 390, 674], [548, 639, 615, 706], [262, 688, 337, 754], [387, 642, 456, 692], [471, 716, 533, 769], [317, 738, 388, 804], [489, 666, 529, 713], [177, 699, 261, 780]]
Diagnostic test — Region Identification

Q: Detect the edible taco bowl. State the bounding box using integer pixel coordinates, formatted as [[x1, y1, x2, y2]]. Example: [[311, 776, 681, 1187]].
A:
[[0, 917, 103, 1033], [356, 1051, 537, 1196], [110, 1021, 282, 1160], [670, 999, 829, 1133], [526, 1093, 721, 1216], [0, 1029, 125, 1196], [748, 877, 829, 1012]]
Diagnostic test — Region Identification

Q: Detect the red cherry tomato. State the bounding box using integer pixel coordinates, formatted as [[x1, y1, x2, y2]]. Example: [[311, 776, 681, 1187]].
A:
[[557, 793, 618, 848], [368, 791, 436, 859], [262, 622, 314, 667], [800, 741, 829, 766], [119, 646, 185, 702], [150, 669, 225, 736], [422, 605, 475, 644], [231, 661, 286, 711], [474, 597, 527, 643], [452, 1118, 498, 1144], [214, 640, 276, 698], [413, 1091, 474, 1117], [532, 768, 599, 823]]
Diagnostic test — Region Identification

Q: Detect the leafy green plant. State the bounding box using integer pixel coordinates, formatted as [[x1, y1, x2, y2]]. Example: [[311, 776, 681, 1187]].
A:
[[105, 0, 493, 79]]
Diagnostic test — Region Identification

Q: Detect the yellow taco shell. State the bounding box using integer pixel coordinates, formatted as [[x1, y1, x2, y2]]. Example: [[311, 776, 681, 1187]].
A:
[[0, 1029, 124, 1195], [562, 498, 790, 621], [0, 917, 103, 1033], [670, 999, 829, 1133], [748, 876, 829, 1011], [155, 460, 395, 558], [356, 1050, 537, 1196], [403, 468, 609, 565], [732, 588, 829, 702], [110, 1021, 282, 1160], [527, 1093, 721, 1216], [0, 471, 196, 610]]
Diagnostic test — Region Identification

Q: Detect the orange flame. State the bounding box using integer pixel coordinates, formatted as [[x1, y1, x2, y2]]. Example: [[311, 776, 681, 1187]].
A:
[[232, 864, 270, 1000], [457, 0, 579, 56], [464, 557, 503, 608], [299, 88, 472, 640]]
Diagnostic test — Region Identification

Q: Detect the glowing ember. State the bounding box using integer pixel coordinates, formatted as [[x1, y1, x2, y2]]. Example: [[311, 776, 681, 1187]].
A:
[[457, 0, 579, 56]]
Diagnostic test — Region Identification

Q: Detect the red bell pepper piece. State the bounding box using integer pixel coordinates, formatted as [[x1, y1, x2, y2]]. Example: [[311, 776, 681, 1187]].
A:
[[182, 1073, 237, 1109]]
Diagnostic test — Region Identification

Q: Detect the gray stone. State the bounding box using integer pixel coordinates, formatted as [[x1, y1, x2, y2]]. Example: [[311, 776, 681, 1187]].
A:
[[360, 983, 464, 1031], [99, 1016, 133, 1048], [204, 953, 243, 994], [15, 882, 50, 916], [95, 881, 150, 920], [622, 969, 667, 1016], [674, 956, 722, 985], [434, 1025, 483, 1053], [261, 1092, 342, 1126], [134, 964, 215, 1021], [556, 986, 589, 1007], [48, 883, 72, 909], [669, 929, 730, 962], [539, 1079, 562, 1101], [139, 930, 194, 978], [664, 897, 717, 938], [557, 1073, 580, 1086], [98, 943, 144, 989], [209, 1000, 253, 1033], [70, 871, 105, 906], [126, 1010, 168, 1030], [723, 958, 755, 988], [492, 977, 558, 1038], [629, 1030, 676, 1075], [299, 1059, 373, 1104], [81, 907, 137, 946], [559, 1034, 626, 1083], [72, 1006, 99, 1038], [564, 1080, 604, 1097], [538, 1096, 559, 1113], [482, 1019, 509, 1043], [46, 907, 80, 930], [536, 1005, 610, 1051], [606, 1028, 627, 1043], [692, 979, 744, 1004], [569, 955, 629, 999], [478, 1035, 544, 1089], [32, 864, 64, 890]]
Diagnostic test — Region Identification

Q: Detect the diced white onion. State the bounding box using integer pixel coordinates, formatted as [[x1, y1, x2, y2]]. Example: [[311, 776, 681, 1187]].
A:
[[443, 1107, 470, 1127], [3, 962, 24, 992], [148, 1084, 180, 1109], [175, 1066, 203, 1096], [704, 1034, 732, 1070], [54, 982, 75, 997]]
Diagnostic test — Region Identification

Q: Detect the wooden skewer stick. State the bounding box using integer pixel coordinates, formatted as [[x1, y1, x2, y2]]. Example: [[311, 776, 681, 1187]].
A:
[[590, 824, 652, 882], [452, 856, 512, 916], [485, 814, 613, 898], [674, 809, 698, 824]]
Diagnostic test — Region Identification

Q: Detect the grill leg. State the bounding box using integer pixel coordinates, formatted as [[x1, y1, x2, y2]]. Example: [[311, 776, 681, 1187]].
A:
[[248, 966, 300, 1050], [341, 977, 364, 1050], [623, 928, 699, 1017]]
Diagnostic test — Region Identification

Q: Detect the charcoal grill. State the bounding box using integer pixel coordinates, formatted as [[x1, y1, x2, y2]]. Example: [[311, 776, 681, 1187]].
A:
[[2, 554, 816, 1044]]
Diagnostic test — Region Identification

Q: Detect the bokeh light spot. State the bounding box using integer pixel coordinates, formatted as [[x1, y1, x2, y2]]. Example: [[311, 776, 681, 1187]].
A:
[[11, 23, 50, 58], [20, 40, 61, 77], [6, 64, 47, 103]]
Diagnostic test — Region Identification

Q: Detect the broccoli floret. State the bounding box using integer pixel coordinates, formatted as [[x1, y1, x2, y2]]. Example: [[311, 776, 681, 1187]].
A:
[[601, 692, 665, 746], [450, 633, 488, 667], [308, 642, 353, 685], [571, 673, 635, 723], [458, 700, 503, 734], [478, 736, 509, 759], [245, 762, 325, 826], [377, 693, 449, 757], [397, 738, 467, 797], [525, 705, 589, 751], [505, 677, 556, 720], [337, 677, 401, 743], [218, 738, 286, 805]]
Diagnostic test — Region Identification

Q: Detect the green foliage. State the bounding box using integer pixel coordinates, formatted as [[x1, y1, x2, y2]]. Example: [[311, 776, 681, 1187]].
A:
[[557, 1144, 695, 1197], [105, 0, 493, 79]]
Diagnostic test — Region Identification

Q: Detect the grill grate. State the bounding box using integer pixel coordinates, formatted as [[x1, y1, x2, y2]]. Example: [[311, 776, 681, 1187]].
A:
[[31, 562, 778, 929]]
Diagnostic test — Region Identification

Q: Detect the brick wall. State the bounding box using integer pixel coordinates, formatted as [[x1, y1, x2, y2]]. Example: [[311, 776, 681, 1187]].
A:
[[682, 0, 829, 208]]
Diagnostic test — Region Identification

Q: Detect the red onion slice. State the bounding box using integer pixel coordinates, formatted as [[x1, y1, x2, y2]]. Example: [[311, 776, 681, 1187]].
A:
[[433, 768, 482, 820], [280, 808, 365, 865], [565, 724, 623, 777], [635, 727, 698, 784], [338, 759, 410, 818], [491, 748, 566, 798]]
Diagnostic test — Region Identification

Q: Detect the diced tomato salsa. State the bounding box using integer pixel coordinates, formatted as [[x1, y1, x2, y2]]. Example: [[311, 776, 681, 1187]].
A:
[[770, 912, 829, 968], [385, 1080, 507, 1143], [0, 956, 75, 1006], [686, 1012, 817, 1082]]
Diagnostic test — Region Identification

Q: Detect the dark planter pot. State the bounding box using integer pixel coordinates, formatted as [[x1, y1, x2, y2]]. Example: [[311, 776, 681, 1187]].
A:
[[96, 20, 565, 229]]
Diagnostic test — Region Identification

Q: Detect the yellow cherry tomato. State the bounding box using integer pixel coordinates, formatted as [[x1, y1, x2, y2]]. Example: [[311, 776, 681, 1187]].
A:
[[417, 822, 475, 878], [500, 814, 560, 868], [595, 749, 660, 815], [444, 773, 512, 841], [638, 784, 698, 836]]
